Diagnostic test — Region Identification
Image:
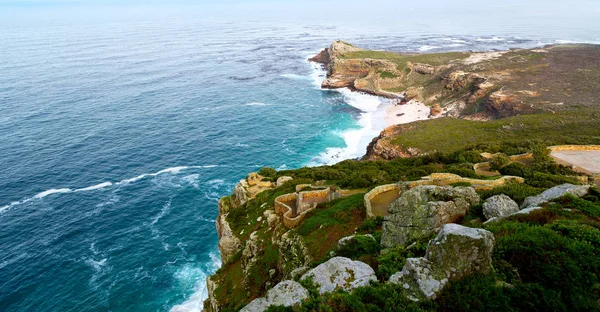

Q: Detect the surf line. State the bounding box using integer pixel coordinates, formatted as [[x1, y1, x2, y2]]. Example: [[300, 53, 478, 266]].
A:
[[0, 165, 227, 214]]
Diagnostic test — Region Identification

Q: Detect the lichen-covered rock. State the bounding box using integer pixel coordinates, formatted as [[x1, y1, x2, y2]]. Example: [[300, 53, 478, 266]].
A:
[[337, 234, 375, 249], [278, 232, 312, 279], [241, 231, 263, 276], [263, 209, 280, 228], [216, 198, 242, 265], [301, 257, 377, 294], [389, 224, 494, 300], [482, 194, 519, 220], [240, 280, 309, 312], [521, 183, 590, 209], [381, 185, 479, 248]]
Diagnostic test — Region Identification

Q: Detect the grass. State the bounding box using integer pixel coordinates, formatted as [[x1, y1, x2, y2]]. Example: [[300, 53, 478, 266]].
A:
[[342, 50, 468, 72], [388, 109, 600, 155]]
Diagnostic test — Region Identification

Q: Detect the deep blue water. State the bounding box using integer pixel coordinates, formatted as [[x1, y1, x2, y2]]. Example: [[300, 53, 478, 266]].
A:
[[1, 2, 599, 311]]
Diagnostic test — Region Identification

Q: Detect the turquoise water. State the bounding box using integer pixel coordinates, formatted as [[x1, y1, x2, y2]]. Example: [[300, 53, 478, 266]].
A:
[[1, 2, 599, 311]]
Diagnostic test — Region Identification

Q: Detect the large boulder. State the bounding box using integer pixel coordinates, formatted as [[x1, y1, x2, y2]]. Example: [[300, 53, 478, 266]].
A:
[[381, 185, 480, 248], [389, 224, 495, 300], [240, 280, 309, 312], [521, 184, 590, 209], [482, 194, 519, 220], [301, 257, 377, 294]]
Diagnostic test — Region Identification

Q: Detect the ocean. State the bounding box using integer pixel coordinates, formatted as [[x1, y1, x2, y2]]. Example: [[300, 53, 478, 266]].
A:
[[1, 1, 599, 311]]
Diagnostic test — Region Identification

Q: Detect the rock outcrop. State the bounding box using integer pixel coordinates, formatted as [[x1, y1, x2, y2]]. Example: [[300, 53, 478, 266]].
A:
[[389, 224, 495, 300], [381, 185, 480, 248], [216, 197, 242, 264], [521, 183, 590, 208], [278, 231, 313, 279], [240, 280, 309, 312], [482, 194, 519, 220], [301, 257, 377, 294]]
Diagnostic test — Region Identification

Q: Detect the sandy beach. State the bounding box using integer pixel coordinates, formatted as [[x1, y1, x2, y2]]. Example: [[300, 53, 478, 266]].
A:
[[385, 100, 431, 126]]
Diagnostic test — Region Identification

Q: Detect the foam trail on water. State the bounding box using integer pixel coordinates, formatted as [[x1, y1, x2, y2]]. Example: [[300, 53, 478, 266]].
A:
[[75, 182, 113, 192], [280, 73, 311, 80], [34, 188, 73, 199], [0, 165, 226, 214], [245, 102, 271, 106]]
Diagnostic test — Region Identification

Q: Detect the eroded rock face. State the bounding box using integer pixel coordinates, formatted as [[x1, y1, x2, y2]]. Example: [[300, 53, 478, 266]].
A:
[[389, 224, 494, 300], [278, 232, 312, 279], [381, 185, 480, 248], [482, 194, 519, 220], [216, 198, 241, 265], [521, 183, 590, 209], [240, 280, 309, 312], [301, 257, 377, 294]]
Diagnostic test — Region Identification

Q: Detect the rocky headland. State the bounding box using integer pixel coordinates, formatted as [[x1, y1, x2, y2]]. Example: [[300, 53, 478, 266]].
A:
[[200, 41, 600, 312]]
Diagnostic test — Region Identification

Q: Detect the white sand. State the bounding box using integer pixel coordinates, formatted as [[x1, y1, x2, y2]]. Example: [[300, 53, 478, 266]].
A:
[[385, 101, 431, 126]]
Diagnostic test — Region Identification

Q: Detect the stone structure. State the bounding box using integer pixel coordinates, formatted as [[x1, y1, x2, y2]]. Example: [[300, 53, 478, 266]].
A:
[[274, 185, 354, 228], [389, 224, 495, 301], [364, 183, 403, 218]]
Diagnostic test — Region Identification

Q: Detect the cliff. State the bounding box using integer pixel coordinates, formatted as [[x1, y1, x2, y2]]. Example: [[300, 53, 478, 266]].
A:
[[201, 42, 600, 312]]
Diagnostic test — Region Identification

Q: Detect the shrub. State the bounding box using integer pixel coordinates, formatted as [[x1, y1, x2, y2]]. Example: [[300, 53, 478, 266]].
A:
[[479, 183, 543, 205], [489, 154, 511, 171], [499, 162, 532, 177], [259, 167, 277, 177], [491, 222, 600, 310], [336, 235, 381, 260], [532, 144, 552, 164], [376, 238, 429, 281], [357, 216, 384, 233]]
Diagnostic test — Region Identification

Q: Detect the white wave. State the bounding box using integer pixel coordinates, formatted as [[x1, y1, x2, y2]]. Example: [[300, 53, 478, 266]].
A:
[[277, 164, 288, 171], [34, 188, 72, 199], [441, 38, 469, 44], [75, 182, 113, 192], [337, 88, 382, 112], [309, 57, 328, 89], [0, 165, 224, 214], [85, 257, 108, 272], [308, 88, 391, 166], [476, 36, 505, 42], [182, 174, 200, 188], [117, 166, 216, 185], [235, 143, 250, 148], [169, 251, 221, 312], [280, 73, 311, 80], [418, 45, 440, 52], [245, 102, 271, 106]]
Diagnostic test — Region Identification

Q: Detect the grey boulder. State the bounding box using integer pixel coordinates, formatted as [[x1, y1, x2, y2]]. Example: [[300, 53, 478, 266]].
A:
[[482, 194, 519, 220], [240, 280, 309, 312], [389, 224, 495, 301], [301, 257, 376, 294], [521, 183, 590, 209]]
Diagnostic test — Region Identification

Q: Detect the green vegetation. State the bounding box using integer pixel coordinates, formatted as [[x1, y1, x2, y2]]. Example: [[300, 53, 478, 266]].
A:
[[377, 70, 398, 79], [341, 50, 468, 72], [388, 109, 600, 155], [212, 141, 596, 311], [489, 154, 510, 171]]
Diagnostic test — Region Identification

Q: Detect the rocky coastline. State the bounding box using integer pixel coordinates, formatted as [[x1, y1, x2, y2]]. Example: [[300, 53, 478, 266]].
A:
[[200, 41, 600, 312]]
